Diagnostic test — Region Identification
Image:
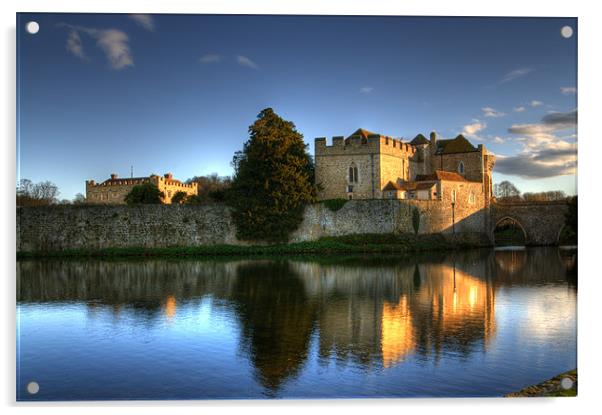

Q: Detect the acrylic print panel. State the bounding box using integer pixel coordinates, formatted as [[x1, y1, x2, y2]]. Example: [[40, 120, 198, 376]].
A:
[[16, 13, 578, 401]]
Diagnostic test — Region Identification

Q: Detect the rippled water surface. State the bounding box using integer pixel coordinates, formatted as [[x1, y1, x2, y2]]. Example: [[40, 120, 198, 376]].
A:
[[17, 247, 577, 400]]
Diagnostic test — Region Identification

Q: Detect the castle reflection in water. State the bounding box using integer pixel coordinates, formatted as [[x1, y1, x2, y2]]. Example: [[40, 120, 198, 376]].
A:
[[18, 247, 576, 392]]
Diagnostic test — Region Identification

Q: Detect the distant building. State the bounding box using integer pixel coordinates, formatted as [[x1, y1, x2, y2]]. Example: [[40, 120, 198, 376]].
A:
[[85, 173, 198, 204], [314, 129, 495, 207]]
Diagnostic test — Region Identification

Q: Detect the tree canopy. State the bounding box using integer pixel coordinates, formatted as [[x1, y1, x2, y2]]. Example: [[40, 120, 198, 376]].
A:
[[124, 183, 164, 204], [227, 108, 317, 242], [186, 173, 231, 204]]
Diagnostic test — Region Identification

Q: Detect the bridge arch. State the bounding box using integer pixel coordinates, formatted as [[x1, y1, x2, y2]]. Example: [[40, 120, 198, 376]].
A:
[[491, 201, 569, 246], [493, 216, 527, 246]]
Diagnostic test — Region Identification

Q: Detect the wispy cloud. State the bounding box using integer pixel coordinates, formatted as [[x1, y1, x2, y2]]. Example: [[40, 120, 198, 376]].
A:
[[199, 54, 222, 64], [60, 23, 134, 70], [129, 14, 155, 32], [93, 29, 134, 69], [236, 55, 259, 70], [561, 86, 577, 95], [513, 106, 526, 112], [481, 107, 506, 118], [499, 67, 533, 84], [497, 109, 578, 178], [66, 30, 86, 60], [492, 136, 506, 144], [530, 100, 543, 107], [359, 86, 374, 94]]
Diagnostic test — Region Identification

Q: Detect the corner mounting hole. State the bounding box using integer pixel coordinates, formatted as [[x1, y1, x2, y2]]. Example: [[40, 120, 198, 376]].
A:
[[561, 26, 573, 39], [27, 381, 39, 394], [26, 21, 39, 35]]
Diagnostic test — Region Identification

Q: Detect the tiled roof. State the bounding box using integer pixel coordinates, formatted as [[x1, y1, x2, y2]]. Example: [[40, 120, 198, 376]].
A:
[[383, 181, 402, 191], [383, 181, 436, 191], [347, 128, 378, 139], [435, 134, 478, 154], [102, 177, 150, 185], [415, 170, 468, 182], [401, 182, 436, 191], [410, 134, 429, 146]]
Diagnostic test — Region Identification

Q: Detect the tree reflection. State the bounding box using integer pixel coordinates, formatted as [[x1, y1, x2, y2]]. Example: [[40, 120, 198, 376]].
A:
[[229, 261, 316, 393], [17, 247, 577, 394]]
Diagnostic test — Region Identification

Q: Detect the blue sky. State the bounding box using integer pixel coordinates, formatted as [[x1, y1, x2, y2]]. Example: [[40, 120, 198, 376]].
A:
[[17, 13, 577, 199]]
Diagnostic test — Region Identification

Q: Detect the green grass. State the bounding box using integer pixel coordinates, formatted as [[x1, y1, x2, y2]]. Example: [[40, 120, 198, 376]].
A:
[[17, 233, 487, 259], [506, 369, 577, 397]]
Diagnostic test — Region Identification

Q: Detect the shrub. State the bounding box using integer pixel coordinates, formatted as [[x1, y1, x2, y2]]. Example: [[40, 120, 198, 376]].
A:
[[171, 191, 188, 204], [124, 183, 164, 204], [322, 198, 348, 212]]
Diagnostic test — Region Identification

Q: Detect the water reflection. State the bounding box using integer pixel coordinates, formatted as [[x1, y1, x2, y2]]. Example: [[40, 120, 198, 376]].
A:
[[17, 247, 577, 400]]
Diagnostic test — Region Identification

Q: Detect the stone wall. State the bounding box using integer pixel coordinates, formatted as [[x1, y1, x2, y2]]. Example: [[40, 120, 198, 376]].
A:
[[17, 199, 491, 253]]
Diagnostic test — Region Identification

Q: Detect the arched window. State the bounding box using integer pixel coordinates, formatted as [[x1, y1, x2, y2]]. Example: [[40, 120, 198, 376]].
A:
[[348, 163, 359, 183], [458, 161, 465, 175]]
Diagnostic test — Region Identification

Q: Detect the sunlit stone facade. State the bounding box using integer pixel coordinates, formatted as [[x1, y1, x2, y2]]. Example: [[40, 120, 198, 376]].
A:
[[315, 128, 495, 206], [85, 172, 198, 205]]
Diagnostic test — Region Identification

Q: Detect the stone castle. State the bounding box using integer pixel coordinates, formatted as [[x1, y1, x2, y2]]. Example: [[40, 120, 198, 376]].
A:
[[86, 172, 198, 204], [315, 129, 495, 208]]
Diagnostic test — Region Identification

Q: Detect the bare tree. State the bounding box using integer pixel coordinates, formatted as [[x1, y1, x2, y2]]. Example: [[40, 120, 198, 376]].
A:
[[494, 181, 521, 200], [523, 190, 568, 202], [73, 193, 87, 204], [16, 179, 60, 206]]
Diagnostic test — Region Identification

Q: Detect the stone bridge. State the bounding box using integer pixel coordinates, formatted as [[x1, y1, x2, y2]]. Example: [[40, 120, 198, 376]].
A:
[[490, 200, 570, 246]]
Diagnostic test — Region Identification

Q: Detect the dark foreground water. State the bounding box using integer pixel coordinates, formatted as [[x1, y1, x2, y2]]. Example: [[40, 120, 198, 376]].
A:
[[17, 247, 577, 400]]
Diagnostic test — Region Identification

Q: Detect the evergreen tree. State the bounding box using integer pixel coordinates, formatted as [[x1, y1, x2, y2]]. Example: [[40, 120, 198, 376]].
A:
[[228, 108, 317, 242]]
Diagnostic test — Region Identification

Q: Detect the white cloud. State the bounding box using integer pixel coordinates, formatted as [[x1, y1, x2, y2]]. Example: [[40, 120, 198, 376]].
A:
[[498, 109, 578, 178], [236, 55, 259, 70], [199, 54, 222, 64], [129, 14, 155, 32], [492, 136, 506, 144], [561, 87, 577, 95], [462, 121, 486, 137], [360, 86, 374, 94], [499, 67, 533, 84], [482, 107, 506, 118], [66, 30, 86, 60], [530, 100, 543, 107], [513, 106, 526, 112]]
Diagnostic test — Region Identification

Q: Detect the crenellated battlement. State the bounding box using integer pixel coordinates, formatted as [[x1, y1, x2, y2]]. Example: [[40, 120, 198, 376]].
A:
[[315, 133, 416, 157]]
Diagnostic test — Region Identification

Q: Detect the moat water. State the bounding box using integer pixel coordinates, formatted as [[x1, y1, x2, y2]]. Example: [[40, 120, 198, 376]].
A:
[[17, 247, 577, 400]]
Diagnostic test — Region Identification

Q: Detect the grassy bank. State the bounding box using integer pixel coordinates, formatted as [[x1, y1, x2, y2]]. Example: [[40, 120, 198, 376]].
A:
[[17, 233, 489, 259], [506, 369, 577, 397]]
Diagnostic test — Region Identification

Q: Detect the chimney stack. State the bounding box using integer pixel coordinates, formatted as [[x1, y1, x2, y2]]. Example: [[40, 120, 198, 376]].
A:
[[164, 173, 173, 180], [429, 131, 437, 145], [110, 173, 118, 180]]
